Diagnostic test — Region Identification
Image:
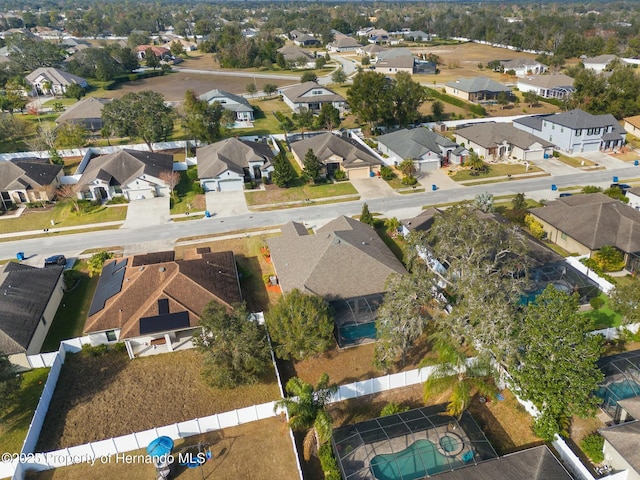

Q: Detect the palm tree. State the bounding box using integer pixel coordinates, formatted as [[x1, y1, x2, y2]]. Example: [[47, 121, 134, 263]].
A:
[[464, 151, 485, 176], [398, 158, 417, 180], [275, 373, 337, 460], [422, 342, 498, 419]]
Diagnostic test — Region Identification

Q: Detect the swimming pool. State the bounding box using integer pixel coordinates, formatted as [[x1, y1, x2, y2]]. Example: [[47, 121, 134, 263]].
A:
[[370, 439, 463, 480], [338, 322, 377, 345], [597, 380, 640, 406]]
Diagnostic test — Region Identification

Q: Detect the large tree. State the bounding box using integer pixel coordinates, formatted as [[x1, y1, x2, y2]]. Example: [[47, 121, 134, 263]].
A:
[[6, 33, 64, 70], [275, 373, 337, 460], [374, 270, 436, 370], [265, 289, 334, 361], [347, 71, 394, 127], [610, 282, 640, 325], [54, 122, 88, 150], [271, 152, 296, 188], [194, 301, 271, 389], [101, 91, 173, 151], [303, 148, 322, 183], [182, 90, 226, 144], [510, 286, 603, 440], [392, 71, 426, 127], [315, 103, 340, 131]]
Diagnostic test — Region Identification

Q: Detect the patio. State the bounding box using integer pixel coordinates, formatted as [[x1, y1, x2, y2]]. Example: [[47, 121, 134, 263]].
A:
[[128, 330, 196, 358]]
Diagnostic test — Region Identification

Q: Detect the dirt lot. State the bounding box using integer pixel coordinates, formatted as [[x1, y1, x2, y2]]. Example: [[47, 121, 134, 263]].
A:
[[36, 349, 280, 451]]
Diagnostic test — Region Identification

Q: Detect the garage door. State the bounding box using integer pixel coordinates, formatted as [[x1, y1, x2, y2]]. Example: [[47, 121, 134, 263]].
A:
[[348, 167, 371, 179], [202, 181, 217, 192], [218, 179, 243, 192]]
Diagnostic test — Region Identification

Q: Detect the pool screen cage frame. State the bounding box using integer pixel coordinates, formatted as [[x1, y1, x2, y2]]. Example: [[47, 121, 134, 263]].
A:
[[332, 294, 384, 346], [332, 404, 498, 480], [526, 261, 600, 304], [597, 350, 640, 419]]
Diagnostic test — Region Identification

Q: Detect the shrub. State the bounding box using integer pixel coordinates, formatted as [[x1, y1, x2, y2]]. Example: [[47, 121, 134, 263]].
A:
[[380, 402, 410, 416], [186, 167, 199, 181], [553, 151, 560, 158], [594, 245, 625, 272], [81, 343, 108, 357], [191, 183, 204, 194], [582, 185, 602, 194], [106, 196, 128, 205], [524, 214, 545, 239], [401, 176, 418, 186], [113, 342, 127, 352], [63, 269, 82, 289], [333, 169, 347, 181], [590, 296, 605, 310], [580, 434, 604, 464], [380, 165, 396, 180], [318, 444, 341, 480]]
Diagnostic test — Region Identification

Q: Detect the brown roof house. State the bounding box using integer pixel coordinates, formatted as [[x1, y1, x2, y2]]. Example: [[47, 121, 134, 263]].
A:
[[268, 216, 407, 346], [279, 81, 347, 114], [196, 137, 275, 192], [0, 158, 63, 208], [55, 97, 109, 131], [528, 193, 640, 273], [623, 115, 640, 138], [290, 132, 382, 179], [76, 149, 174, 201], [0, 262, 64, 369], [84, 250, 242, 358]]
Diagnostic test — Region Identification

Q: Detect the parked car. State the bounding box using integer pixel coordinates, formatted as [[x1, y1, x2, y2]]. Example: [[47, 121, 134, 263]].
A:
[[610, 183, 631, 191], [44, 255, 66, 267]]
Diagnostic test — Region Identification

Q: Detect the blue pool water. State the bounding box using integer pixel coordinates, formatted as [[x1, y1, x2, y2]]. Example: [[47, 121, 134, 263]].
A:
[[597, 380, 640, 406], [338, 322, 377, 344], [370, 439, 462, 480]]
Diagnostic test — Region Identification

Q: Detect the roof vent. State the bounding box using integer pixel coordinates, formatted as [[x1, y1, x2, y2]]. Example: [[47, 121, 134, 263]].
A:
[[159, 267, 166, 272]]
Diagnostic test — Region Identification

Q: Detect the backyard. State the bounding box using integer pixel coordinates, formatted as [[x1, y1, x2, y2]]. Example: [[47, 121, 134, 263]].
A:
[[35, 348, 281, 451]]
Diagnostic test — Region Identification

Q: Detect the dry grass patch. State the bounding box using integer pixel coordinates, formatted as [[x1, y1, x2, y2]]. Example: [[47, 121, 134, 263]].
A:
[[26, 417, 297, 480], [36, 349, 280, 451], [555, 154, 595, 168]]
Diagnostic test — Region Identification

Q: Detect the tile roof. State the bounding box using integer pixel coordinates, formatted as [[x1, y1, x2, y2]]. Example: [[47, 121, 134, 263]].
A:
[[78, 149, 174, 187], [198, 89, 253, 113], [196, 137, 274, 179], [0, 158, 62, 191], [267, 216, 406, 299], [600, 420, 640, 475], [529, 193, 640, 252], [55, 97, 109, 124], [25, 67, 87, 87], [290, 132, 382, 170], [280, 81, 345, 104], [455, 122, 553, 149], [0, 262, 63, 355], [445, 76, 511, 93], [377, 128, 457, 160], [84, 251, 242, 338]]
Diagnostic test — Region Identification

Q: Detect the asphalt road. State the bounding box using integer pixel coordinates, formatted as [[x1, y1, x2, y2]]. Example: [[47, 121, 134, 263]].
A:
[[2, 165, 637, 261]]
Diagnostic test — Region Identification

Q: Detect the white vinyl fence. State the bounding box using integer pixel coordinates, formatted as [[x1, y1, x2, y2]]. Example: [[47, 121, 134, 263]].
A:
[[565, 256, 615, 294]]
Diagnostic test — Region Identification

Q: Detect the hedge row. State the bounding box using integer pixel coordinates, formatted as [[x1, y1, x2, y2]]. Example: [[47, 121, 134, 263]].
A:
[[104, 70, 166, 90]]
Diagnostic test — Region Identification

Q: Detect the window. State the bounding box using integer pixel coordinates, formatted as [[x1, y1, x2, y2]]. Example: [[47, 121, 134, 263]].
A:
[[312, 90, 323, 95], [576, 129, 582, 136], [560, 128, 563, 133], [105, 330, 117, 342], [561, 232, 567, 240]]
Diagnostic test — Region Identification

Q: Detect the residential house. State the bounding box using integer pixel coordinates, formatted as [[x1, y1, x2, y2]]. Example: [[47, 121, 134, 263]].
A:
[[25, 67, 89, 96], [627, 187, 640, 210], [366, 29, 390, 44], [375, 55, 416, 74], [76, 149, 173, 201], [375, 48, 413, 64], [528, 193, 640, 273], [582, 54, 619, 73], [279, 81, 347, 114], [623, 115, 640, 137], [0, 262, 64, 369], [277, 46, 316, 68], [499, 58, 547, 75], [198, 89, 254, 128], [293, 33, 321, 47], [327, 34, 362, 52], [290, 132, 382, 179], [60, 37, 91, 55], [401, 30, 430, 42], [513, 109, 625, 153], [377, 127, 466, 170], [445, 77, 512, 103], [400, 207, 439, 236], [83, 250, 242, 359], [158, 34, 198, 51], [600, 421, 640, 480], [356, 44, 386, 58], [55, 97, 109, 131], [0, 158, 63, 208], [517, 74, 575, 100], [196, 137, 274, 192], [135, 45, 171, 60], [454, 122, 554, 161]]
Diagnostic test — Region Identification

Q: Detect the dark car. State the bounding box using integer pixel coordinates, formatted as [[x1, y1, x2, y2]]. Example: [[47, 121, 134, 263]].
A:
[[44, 255, 66, 267], [610, 183, 632, 191]]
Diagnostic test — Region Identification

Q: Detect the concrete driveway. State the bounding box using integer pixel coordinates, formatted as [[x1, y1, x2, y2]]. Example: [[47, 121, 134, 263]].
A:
[[205, 191, 250, 218], [350, 178, 396, 200], [122, 196, 170, 228]]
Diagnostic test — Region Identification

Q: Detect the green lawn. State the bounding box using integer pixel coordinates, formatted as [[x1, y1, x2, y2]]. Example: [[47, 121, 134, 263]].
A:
[[376, 226, 405, 263], [0, 368, 50, 454], [582, 293, 623, 330], [451, 163, 542, 182], [0, 203, 127, 234], [554, 153, 595, 168], [245, 181, 357, 206], [41, 262, 99, 352], [170, 167, 205, 214]]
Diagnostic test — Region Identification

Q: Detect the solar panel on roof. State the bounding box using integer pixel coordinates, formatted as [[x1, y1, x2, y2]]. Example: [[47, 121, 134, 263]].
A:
[[158, 298, 169, 315], [88, 259, 128, 316], [139, 311, 190, 335]]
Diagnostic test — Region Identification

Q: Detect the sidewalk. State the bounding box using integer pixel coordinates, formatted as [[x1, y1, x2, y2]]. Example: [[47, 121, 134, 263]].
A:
[[0, 221, 125, 239]]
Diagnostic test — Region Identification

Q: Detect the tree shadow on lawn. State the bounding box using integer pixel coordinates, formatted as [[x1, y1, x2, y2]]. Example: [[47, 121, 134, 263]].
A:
[[236, 254, 271, 313]]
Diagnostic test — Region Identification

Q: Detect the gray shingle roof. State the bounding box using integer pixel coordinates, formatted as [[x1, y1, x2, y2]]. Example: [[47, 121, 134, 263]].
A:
[[79, 149, 174, 188], [517, 74, 574, 89], [446, 76, 511, 93], [277, 45, 315, 62], [455, 122, 553, 150], [196, 137, 274, 179], [401, 207, 439, 232], [436, 445, 573, 480], [0, 158, 62, 191], [290, 132, 381, 170], [543, 109, 620, 130], [600, 420, 640, 475], [329, 36, 362, 49], [198, 89, 254, 113], [25, 67, 88, 87], [280, 81, 345, 105], [268, 216, 406, 299], [377, 48, 413, 61], [0, 262, 63, 355], [55, 97, 108, 124], [617, 397, 640, 419], [377, 128, 457, 160], [529, 193, 640, 253]]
